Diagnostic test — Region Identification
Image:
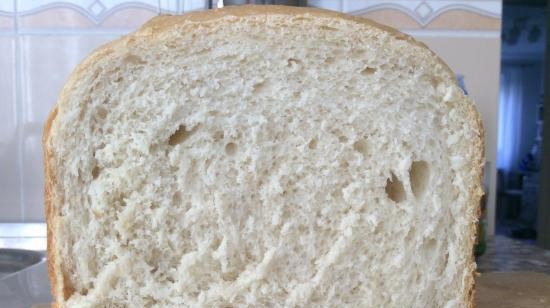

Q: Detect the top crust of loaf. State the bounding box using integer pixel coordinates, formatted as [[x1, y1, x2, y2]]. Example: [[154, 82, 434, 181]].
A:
[[43, 5, 484, 308]]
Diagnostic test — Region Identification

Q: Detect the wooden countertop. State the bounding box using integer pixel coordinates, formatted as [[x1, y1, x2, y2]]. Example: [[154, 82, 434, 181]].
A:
[[476, 271, 550, 308], [32, 271, 550, 308]]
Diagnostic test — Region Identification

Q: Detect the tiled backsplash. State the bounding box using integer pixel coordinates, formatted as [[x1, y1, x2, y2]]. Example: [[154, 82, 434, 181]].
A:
[[0, 0, 501, 224]]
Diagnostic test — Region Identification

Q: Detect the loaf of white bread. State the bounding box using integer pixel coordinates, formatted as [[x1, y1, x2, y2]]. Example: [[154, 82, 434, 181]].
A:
[[43, 5, 484, 307]]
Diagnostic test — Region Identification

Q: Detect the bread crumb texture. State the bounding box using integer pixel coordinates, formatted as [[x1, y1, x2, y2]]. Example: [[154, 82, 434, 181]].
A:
[[45, 6, 483, 308]]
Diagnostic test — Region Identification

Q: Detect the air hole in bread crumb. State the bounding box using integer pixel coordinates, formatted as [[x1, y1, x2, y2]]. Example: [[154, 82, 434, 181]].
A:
[[438, 252, 449, 275], [405, 228, 415, 241], [213, 130, 224, 141], [204, 158, 212, 171], [96, 106, 107, 120], [287, 58, 301, 67], [361, 66, 376, 76], [78, 99, 90, 120], [196, 47, 213, 55], [353, 139, 370, 156], [324, 57, 335, 64], [352, 49, 366, 57], [385, 173, 406, 203], [252, 81, 267, 94], [122, 54, 145, 65], [91, 166, 101, 179], [143, 296, 157, 306], [338, 135, 348, 143], [374, 223, 383, 234], [172, 192, 181, 205], [421, 238, 437, 260], [163, 40, 177, 48], [169, 124, 197, 146], [221, 54, 238, 61], [210, 237, 222, 250], [308, 138, 317, 149], [380, 63, 394, 70], [320, 25, 338, 31], [225, 142, 237, 155], [222, 270, 240, 282], [414, 272, 421, 284], [410, 160, 430, 198], [431, 77, 441, 88]]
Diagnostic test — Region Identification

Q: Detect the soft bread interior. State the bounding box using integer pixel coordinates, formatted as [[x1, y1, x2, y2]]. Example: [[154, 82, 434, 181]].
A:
[[45, 7, 483, 308]]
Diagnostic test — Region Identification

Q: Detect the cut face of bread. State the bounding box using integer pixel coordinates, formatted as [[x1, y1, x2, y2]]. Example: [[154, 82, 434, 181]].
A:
[[43, 5, 484, 308]]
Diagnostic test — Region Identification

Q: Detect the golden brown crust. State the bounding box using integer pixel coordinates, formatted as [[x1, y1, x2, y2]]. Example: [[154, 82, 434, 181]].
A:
[[466, 100, 486, 308], [455, 98, 485, 308], [44, 106, 77, 307], [43, 5, 482, 307]]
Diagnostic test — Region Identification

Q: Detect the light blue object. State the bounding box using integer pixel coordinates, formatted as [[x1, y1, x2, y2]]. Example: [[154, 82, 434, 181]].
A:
[[456, 74, 468, 95]]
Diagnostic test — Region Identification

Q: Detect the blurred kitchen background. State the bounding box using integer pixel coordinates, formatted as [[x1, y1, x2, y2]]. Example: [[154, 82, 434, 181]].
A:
[[0, 0, 549, 306]]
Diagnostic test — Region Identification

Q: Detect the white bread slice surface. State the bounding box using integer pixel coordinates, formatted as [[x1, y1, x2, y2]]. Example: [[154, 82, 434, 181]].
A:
[[43, 5, 484, 308]]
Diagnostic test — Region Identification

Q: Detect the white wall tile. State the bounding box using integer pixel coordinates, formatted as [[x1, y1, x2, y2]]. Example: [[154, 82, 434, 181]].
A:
[[0, 37, 21, 221], [307, 0, 342, 11], [16, 0, 206, 16], [182, 0, 209, 12], [0, 1, 14, 13], [22, 131, 43, 221], [308, 0, 502, 26]]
